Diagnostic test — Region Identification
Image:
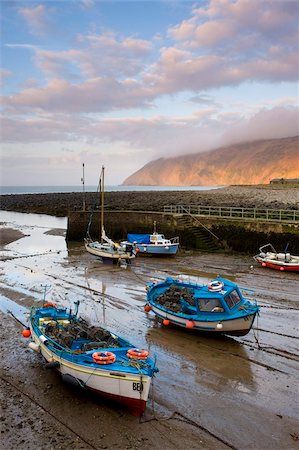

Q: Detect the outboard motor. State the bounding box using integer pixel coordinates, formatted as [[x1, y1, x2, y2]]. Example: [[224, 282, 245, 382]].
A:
[[126, 244, 133, 255]]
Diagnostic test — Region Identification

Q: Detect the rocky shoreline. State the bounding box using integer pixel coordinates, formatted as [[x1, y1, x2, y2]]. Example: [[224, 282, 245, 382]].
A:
[[1, 185, 298, 217]]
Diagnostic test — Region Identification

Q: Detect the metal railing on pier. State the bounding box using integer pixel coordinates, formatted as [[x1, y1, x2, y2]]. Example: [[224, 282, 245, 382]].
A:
[[163, 205, 299, 224]]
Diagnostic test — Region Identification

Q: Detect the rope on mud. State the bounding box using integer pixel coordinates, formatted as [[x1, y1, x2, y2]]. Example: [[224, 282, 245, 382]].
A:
[[253, 327, 299, 340], [259, 305, 298, 310], [1, 249, 68, 262], [140, 409, 238, 450], [0, 375, 97, 450], [252, 313, 261, 349]]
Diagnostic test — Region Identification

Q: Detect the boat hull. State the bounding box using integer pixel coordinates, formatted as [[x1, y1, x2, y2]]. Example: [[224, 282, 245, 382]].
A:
[[136, 243, 179, 256], [85, 243, 135, 262], [30, 329, 151, 415], [150, 304, 257, 337], [255, 257, 299, 272]]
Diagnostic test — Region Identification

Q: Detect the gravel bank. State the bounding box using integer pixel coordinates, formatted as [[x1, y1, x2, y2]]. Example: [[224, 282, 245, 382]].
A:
[[1, 186, 298, 216]]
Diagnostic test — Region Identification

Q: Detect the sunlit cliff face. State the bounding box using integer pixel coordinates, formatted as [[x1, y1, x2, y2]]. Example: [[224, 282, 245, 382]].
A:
[[123, 136, 299, 186]]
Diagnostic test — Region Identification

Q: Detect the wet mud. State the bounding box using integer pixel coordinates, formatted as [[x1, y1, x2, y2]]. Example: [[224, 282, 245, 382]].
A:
[[0, 211, 298, 450]]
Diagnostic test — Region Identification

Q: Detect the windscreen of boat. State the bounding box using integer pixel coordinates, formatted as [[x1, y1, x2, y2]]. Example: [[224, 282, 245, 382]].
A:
[[197, 298, 224, 312], [224, 289, 242, 309]]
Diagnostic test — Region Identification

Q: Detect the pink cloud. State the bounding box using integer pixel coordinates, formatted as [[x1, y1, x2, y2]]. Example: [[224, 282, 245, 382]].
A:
[[18, 4, 49, 36], [222, 106, 299, 145], [32, 32, 152, 80]]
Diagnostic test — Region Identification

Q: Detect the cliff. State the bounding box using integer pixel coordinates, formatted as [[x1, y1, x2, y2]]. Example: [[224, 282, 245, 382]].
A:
[[123, 136, 299, 186]]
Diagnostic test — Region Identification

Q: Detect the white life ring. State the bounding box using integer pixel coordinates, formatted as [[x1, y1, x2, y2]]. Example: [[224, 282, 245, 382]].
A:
[[208, 280, 224, 292]]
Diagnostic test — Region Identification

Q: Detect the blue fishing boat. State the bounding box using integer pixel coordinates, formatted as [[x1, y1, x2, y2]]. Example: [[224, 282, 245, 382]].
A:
[[26, 301, 158, 416], [144, 277, 259, 336], [123, 222, 179, 256]]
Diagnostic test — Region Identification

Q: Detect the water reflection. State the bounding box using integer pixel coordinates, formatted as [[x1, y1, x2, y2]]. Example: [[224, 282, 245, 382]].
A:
[[1, 210, 67, 258], [146, 326, 255, 391], [0, 295, 29, 324], [1, 210, 67, 229]]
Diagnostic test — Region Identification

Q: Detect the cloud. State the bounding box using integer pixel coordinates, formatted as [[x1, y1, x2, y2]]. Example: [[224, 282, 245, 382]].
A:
[[18, 4, 49, 36], [1, 77, 155, 113], [3, 1, 298, 114], [2, 102, 297, 159], [32, 31, 152, 80], [170, 0, 298, 49], [0, 69, 12, 87], [80, 0, 95, 9], [222, 106, 299, 145]]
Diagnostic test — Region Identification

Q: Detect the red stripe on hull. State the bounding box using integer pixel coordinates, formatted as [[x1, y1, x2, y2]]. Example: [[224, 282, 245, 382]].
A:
[[257, 261, 299, 272], [86, 385, 147, 416]]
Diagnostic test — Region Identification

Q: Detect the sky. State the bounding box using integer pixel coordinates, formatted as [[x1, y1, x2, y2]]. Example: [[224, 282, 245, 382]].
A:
[[1, 0, 298, 186]]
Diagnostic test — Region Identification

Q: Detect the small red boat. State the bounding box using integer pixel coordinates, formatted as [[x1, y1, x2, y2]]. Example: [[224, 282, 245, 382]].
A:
[[254, 243, 299, 272]]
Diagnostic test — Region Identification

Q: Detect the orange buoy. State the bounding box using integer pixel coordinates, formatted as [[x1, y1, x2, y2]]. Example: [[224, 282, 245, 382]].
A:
[[127, 348, 149, 360], [22, 328, 31, 338], [43, 302, 56, 308], [186, 320, 194, 329], [144, 304, 151, 312], [92, 351, 116, 365], [163, 319, 170, 326]]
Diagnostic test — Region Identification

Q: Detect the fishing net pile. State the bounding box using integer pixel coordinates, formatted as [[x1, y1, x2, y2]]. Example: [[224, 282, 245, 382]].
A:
[[155, 285, 195, 312], [45, 318, 121, 351]]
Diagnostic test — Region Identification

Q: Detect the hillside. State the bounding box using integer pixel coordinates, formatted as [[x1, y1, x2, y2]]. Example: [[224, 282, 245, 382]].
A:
[[123, 136, 299, 186]]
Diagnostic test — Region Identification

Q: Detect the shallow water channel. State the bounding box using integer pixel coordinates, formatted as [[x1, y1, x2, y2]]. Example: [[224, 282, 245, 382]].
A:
[[0, 211, 298, 450]]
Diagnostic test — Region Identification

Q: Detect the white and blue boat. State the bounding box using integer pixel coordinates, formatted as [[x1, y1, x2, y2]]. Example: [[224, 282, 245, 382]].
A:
[[124, 223, 179, 256], [144, 277, 259, 336], [26, 301, 158, 416]]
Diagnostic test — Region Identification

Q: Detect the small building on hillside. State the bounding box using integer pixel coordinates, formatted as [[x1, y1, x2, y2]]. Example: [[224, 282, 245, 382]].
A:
[[270, 178, 299, 185]]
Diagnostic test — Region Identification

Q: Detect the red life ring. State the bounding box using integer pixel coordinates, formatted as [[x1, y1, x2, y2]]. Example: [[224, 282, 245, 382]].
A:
[[43, 302, 57, 308], [127, 348, 149, 360], [92, 351, 116, 365], [207, 280, 224, 292]]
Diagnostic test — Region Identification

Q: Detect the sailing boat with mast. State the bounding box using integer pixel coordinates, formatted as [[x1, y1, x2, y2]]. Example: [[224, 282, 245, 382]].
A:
[[85, 166, 136, 263]]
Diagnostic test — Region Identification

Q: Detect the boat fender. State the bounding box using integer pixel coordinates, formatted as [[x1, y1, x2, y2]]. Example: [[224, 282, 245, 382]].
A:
[[144, 304, 151, 312], [45, 361, 60, 369], [127, 348, 149, 360], [39, 335, 48, 344], [62, 374, 84, 388], [216, 323, 223, 330], [208, 280, 224, 292], [186, 320, 194, 329], [22, 328, 31, 338], [28, 342, 40, 352]]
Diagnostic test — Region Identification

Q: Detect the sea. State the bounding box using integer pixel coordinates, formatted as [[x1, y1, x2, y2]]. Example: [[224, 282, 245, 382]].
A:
[[0, 185, 224, 195]]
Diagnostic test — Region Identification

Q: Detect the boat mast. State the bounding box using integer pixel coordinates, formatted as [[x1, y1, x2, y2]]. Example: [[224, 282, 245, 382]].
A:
[[101, 165, 104, 243], [82, 163, 86, 211]]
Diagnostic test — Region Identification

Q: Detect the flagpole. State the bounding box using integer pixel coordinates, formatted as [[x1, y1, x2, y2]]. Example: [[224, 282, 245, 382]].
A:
[[82, 163, 86, 211], [101, 166, 104, 243]]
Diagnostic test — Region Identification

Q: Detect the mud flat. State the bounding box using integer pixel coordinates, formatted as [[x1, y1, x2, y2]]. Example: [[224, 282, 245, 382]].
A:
[[0, 228, 26, 246], [1, 210, 299, 450]]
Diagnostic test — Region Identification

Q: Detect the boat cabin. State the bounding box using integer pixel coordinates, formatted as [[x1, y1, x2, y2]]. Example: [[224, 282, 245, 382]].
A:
[[150, 233, 172, 246], [179, 288, 243, 316]]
